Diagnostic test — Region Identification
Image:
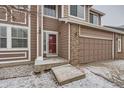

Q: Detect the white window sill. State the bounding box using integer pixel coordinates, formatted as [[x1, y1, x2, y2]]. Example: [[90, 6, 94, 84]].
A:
[[43, 15, 58, 19], [0, 48, 28, 51], [69, 15, 85, 21]]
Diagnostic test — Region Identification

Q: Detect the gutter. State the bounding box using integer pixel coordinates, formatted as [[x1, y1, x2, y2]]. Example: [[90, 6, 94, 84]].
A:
[[59, 17, 124, 34]]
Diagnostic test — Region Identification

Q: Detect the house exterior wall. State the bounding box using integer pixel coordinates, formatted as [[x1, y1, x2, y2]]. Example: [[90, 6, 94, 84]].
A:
[[43, 17, 59, 31], [1, 5, 124, 67]]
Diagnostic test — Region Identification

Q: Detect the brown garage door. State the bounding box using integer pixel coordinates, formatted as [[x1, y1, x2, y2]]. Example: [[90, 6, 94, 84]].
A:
[[79, 37, 112, 63]]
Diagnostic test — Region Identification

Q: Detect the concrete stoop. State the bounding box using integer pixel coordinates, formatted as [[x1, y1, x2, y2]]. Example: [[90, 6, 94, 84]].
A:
[[51, 64, 85, 85]]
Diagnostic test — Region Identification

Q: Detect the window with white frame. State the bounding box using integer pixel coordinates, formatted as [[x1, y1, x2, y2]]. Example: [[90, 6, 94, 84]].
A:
[[90, 13, 99, 25], [70, 5, 85, 19], [118, 35, 122, 52], [0, 26, 7, 48], [11, 27, 28, 48], [44, 5, 57, 18]]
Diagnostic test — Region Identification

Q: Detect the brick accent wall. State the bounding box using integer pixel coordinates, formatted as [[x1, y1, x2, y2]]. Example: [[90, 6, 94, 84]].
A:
[[58, 22, 69, 59], [70, 23, 80, 65], [30, 5, 37, 61]]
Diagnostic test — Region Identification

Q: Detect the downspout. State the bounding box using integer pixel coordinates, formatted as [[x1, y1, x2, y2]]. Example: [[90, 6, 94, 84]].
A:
[[68, 23, 71, 61], [41, 5, 44, 60]]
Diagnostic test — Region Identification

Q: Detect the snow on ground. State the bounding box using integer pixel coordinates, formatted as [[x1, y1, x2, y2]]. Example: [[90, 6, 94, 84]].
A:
[[0, 64, 119, 88], [82, 60, 124, 87]]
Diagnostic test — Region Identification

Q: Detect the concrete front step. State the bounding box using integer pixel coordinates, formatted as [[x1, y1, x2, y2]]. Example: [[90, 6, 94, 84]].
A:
[[34, 57, 69, 73], [51, 64, 85, 85]]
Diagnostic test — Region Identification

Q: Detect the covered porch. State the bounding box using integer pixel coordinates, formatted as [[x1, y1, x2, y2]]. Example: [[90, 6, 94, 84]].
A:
[[35, 23, 69, 73]]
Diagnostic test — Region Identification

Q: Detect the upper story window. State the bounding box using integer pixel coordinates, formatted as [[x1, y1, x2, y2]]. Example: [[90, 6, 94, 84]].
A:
[[11, 27, 28, 48], [44, 5, 57, 18], [14, 5, 29, 10], [0, 26, 7, 48], [90, 13, 99, 25], [70, 5, 85, 19]]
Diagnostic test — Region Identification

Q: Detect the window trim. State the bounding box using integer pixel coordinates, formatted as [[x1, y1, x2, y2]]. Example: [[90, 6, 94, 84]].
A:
[[0, 23, 29, 51], [69, 5, 86, 20], [89, 12, 99, 25], [118, 35, 122, 52], [43, 5, 58, 19]]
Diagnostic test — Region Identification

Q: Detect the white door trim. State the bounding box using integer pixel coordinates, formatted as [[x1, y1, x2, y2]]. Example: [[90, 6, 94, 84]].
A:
[[44, 30, 58, 57]]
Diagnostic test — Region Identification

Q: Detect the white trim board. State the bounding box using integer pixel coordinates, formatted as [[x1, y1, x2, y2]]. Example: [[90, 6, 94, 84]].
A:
[[79, 35, 113, 40], [37, 5, 39, 57], [0, 52, 27, 60], [28, 5, 31, 61], [0, 23, 28, 28], [0, 59, 31, 64]]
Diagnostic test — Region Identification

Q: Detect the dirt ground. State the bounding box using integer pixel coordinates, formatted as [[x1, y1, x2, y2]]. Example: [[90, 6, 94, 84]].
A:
[[0, 60, 123, 88]]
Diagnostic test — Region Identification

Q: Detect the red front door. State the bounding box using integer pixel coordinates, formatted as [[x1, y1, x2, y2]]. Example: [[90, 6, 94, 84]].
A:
[[48, 34, 56, 54]]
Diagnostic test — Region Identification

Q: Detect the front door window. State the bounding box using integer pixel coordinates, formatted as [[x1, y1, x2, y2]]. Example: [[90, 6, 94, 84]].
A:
[[49, 34, 56, 54], [43, 31, 58, 57]]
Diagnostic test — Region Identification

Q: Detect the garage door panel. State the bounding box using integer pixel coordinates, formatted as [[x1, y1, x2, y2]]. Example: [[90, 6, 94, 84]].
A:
[[79, 37, 112, 63]]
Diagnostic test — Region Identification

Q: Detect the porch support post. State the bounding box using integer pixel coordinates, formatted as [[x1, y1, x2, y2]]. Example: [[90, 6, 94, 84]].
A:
[[34, 5, 43, 73]]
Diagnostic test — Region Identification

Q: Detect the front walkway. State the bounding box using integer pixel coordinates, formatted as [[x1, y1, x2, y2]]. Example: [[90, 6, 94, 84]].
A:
[[0, 60, 121, 88]]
